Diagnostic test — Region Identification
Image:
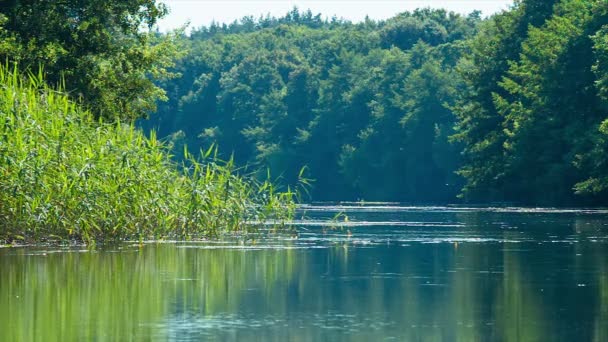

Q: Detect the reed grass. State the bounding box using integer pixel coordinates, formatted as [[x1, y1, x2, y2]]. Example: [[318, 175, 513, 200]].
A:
[[0, 65, 296, 244]]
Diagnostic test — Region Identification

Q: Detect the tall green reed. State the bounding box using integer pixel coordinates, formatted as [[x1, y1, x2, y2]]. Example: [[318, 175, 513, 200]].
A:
[[0, 65, 296, 244]]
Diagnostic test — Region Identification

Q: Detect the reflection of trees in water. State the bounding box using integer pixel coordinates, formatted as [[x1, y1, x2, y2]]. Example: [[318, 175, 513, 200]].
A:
[[494, 233, 544, 342], [455, 212, 608, 341], [574, 217, 608, 234], [587, 241, 608, 342], [573, 216, 608, 341], [1, 217, 607, 341]]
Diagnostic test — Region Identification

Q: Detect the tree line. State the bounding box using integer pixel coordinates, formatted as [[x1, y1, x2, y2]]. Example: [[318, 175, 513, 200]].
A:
[[2, 0, 606, 205], [145, 0, 608, 205], [143, 8, 481, 202]]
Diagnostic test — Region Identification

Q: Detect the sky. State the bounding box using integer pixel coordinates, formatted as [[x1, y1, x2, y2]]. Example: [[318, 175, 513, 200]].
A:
[[157, 0, 514, 32]]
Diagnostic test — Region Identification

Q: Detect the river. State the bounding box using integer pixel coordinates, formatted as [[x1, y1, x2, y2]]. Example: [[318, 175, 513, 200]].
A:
[[1, 204, 607, 341]]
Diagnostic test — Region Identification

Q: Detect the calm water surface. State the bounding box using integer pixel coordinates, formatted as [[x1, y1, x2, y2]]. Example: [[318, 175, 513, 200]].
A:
[[1, 205, 608, 341]]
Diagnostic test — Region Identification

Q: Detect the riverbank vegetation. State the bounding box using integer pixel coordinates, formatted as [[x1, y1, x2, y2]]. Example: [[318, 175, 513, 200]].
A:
[[0, 1, 296, 244], [0, 66, 295, 244], [144, 0, 608, 205]]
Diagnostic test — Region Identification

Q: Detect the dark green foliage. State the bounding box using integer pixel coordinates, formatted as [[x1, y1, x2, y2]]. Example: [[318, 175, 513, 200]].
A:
[[451, 0, 558, 202], [144, 8, 480, 202], [336, 46, 464, 201], [0, 0, 180, 121], [379, 8, 480, 50], [574, 10, 608, 196], [454, 0, 608, 204], [142, 2, 608, 205]]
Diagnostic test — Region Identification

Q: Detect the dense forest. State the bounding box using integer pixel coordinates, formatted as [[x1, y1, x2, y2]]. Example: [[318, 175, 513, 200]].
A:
[[143, 8, 479, 202], [143, 0, 608, 205], [1, 0, 607, 208]]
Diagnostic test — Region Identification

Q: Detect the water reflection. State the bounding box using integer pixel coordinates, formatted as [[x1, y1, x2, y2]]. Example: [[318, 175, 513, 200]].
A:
[[1, 207, 607, 341]]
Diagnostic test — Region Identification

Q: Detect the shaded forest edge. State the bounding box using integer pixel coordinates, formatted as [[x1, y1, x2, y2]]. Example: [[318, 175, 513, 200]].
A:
[[142, 1, 608, 206]]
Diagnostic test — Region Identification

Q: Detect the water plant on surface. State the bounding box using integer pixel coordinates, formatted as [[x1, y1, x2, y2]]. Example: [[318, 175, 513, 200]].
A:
[[0, 66, 296, 245]]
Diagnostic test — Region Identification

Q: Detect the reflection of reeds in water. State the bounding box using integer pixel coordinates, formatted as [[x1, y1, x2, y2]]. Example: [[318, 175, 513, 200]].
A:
[[0, 244, 304, 341], [0, 66, 295, 244]]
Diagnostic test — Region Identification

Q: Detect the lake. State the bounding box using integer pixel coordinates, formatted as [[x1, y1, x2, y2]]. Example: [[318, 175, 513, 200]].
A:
[[1, 204, 607, 341]]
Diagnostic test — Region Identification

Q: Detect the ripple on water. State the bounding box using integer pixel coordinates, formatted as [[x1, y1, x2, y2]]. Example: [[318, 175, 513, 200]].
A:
[[257, 219, 466, 228], [150, 311, 396, 338], [176, 245, 327, 250], [297, 204, 608, 214]]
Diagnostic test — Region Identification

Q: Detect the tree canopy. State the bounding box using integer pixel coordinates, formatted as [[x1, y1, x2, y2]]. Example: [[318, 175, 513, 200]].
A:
[[143, 8, 481, 202], [0, 0, 180, 121], [6, 1, 602, 205], [140, 2, 608, 204], [453, 0, 608, 205]]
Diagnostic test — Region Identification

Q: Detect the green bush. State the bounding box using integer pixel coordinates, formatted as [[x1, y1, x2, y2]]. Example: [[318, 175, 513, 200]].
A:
[[0, 66, 295, 244]]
